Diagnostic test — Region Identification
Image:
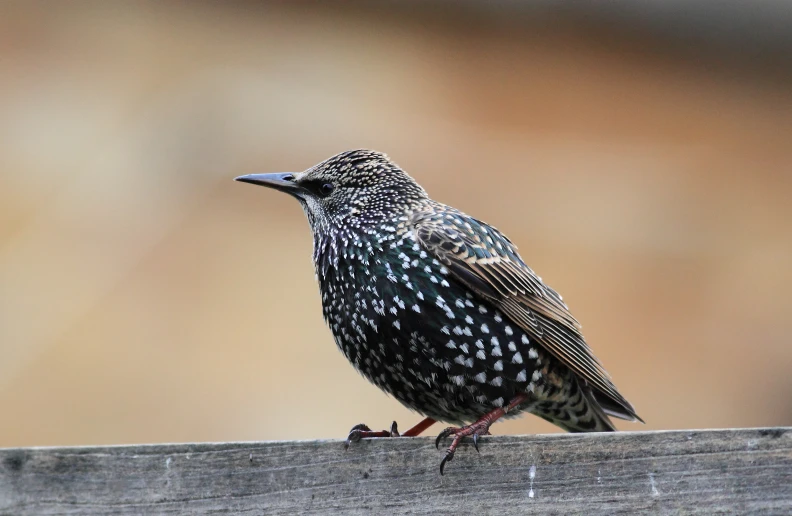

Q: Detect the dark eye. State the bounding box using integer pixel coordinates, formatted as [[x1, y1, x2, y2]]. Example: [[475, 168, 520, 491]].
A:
[[319, 183, 335, 196]]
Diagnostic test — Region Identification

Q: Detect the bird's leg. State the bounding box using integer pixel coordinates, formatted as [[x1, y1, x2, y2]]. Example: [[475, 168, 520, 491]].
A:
[[435, 393, 529, 475], [344, 417, 436, 449], [400, 417, 438, 437]]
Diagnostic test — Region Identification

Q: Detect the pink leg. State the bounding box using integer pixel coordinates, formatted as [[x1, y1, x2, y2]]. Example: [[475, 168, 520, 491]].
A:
[[344, 417, 437, 449], [435, 393, 529, 475]]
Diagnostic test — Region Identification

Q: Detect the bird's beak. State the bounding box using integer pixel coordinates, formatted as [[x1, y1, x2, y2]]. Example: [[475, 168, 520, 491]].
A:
[[234, 173, 305, 198]]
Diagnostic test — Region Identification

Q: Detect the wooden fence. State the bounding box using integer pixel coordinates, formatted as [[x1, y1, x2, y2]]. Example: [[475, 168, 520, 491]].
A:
[[1, 427, 790, 514]]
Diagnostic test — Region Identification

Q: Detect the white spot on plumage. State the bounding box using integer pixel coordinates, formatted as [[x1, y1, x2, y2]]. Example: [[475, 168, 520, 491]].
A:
[[528, 348, 538, 359], [512, 352, 523, 364], [505, 326, 513, 336], [494, 360, 503, 371], [516, 370, 527, 382], [476, 349, 486, 360], [473, 372, 487, 383], [481, 324, 489, 333]]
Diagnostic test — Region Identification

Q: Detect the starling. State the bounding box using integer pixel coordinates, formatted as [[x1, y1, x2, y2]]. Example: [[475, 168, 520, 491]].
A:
[[236, 150, 642, 474]]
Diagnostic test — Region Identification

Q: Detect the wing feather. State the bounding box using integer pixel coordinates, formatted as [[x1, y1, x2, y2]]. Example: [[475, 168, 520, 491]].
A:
[[411, 207, 641, 422]]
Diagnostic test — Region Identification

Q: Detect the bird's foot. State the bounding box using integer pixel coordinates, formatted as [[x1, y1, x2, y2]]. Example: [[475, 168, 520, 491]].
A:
[[435, 420, 493, 475], [344, 417, 436, 449], [344, 421, 400, 449], [434, 393, 530, 475]]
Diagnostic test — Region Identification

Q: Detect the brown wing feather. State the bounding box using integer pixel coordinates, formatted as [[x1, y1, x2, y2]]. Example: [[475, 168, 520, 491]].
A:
[[411, 207, 641, 422]]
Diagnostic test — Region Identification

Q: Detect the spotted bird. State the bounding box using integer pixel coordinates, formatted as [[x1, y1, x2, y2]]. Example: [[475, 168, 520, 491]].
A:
[[236, 150, 642, 474]]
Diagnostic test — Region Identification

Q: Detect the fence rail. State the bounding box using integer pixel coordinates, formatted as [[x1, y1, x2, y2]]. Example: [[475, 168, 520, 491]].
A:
[[1, 427, 790, 514]]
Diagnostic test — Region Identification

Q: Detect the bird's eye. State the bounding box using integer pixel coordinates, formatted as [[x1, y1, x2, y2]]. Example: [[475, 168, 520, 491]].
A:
[[319, 183, 335, 197]]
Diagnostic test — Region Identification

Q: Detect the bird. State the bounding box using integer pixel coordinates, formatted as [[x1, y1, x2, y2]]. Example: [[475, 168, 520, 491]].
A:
[[236, 149, 642, 474]]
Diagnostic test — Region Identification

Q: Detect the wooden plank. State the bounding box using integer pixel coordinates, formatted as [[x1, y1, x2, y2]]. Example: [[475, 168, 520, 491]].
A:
[[1, 428, 790, 515]]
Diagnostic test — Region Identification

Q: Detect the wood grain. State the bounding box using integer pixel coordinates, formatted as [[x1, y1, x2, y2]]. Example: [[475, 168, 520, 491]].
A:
[[1, 428, 790, 515]]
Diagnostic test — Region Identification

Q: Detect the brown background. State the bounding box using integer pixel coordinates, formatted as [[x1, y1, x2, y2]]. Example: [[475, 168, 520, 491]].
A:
[[1, 2, 791, 447]]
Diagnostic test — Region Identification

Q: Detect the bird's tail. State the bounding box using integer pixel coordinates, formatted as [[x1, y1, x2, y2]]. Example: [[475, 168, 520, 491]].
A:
[[538, 379, 617, 433]]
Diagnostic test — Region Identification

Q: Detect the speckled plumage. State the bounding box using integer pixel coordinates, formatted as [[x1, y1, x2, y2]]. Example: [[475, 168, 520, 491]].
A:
[[237, 150, 641, 439]]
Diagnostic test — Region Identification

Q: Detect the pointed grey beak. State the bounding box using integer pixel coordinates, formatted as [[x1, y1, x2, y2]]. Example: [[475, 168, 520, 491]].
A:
[[235, 173, 305, 198]]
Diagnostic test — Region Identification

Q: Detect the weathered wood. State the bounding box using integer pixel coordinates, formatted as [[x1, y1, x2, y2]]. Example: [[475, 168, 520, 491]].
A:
[[0, 428, 790, 515]]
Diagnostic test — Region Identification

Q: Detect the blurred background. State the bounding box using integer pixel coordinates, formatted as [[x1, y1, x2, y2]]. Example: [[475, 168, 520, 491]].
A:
[[1, 1, 791, 447]]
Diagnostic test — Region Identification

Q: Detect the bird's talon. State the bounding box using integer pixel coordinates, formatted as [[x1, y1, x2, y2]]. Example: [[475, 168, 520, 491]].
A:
[[389, 421, 400, 437], [439, 451, 454, 475], [435, 427, 455, 449], [473, 433, 480, 453], [344, 431, 359, 450], [344, 423, 374, 449]]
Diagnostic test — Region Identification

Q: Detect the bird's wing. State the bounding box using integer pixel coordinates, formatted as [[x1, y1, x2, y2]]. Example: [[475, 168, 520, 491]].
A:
[[410, 207, 640, 421]]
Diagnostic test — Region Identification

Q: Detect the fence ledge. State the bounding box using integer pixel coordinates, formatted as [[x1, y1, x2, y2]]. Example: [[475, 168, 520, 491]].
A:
[[1, 427, 790, 514]]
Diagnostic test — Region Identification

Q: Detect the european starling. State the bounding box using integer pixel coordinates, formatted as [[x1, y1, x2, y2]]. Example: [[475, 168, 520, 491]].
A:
[[236, 150, 642, 474]]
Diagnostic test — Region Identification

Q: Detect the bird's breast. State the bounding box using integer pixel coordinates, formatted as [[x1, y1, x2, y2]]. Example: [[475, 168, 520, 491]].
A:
[[314, 233, 548, 417]]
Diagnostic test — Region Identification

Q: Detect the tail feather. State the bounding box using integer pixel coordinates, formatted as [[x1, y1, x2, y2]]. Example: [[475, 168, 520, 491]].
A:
[[580, 385, 616, 432], [592, 389, 645, 424], [537, 379, 617, 432]]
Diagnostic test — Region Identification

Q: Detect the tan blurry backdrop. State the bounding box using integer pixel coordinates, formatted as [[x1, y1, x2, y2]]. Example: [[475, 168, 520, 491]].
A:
[[1, 2, 791, 447]]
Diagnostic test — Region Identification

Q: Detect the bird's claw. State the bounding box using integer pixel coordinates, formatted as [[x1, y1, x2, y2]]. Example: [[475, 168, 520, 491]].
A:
[[434, 422, 493, 474], [344, 423, 372, 449], [439, 450, 454, 475], [435, 427, 456, 449], [344, 421, 400, 450]]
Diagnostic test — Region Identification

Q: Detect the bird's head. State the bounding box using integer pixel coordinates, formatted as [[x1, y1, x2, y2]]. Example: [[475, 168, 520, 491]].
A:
[[236, 150, 428, 235]]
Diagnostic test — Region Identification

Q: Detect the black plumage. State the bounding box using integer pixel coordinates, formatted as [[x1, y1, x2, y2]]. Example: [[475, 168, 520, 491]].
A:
[[236, 149, 642, 473]]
